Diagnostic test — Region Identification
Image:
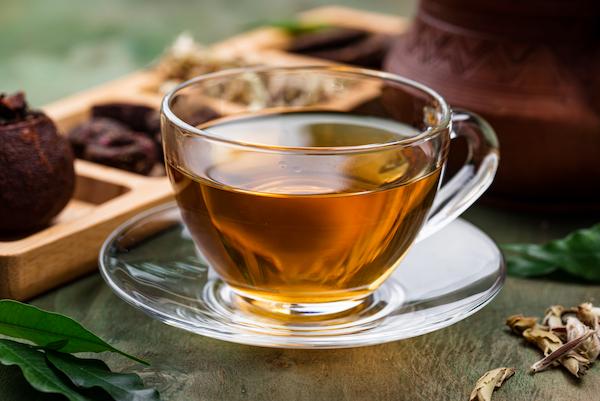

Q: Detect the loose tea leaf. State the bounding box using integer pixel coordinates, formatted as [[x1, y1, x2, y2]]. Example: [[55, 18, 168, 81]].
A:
[[46, 351, 160, 401], [152, 33, 339, 106], [542, 305, 575, 331], [523, 327, 591, 377], [577, 303, 599, 329], [506, 315, 537, 335], [469, 367, 515, 401], [566, 316, 588, 342], [152, 33, 250, 94], [529, 329, 594, 375], [566, 317, 600, 362], [0, 339, 90, 401], [0, 300, 147, 364], [507, 302, 600, 380], [501, 223, 600, 281]]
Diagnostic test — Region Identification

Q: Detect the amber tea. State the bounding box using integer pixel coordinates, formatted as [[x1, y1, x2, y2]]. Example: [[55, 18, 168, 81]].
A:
[[166, 112, 441, 304]]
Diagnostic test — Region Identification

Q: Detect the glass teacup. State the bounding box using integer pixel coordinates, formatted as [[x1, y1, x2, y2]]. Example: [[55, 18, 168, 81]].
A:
[[161, 66, 499, 317]]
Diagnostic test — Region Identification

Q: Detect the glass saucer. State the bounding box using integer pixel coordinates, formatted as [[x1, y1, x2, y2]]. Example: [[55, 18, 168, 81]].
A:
[[99, 203, 505, 349]]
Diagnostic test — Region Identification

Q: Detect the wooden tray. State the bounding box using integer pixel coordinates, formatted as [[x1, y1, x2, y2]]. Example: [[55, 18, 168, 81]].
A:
[[0, 6, 407, 300]]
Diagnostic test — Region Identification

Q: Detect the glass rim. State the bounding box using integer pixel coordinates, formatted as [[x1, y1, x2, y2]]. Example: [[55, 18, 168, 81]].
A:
[[161, 65, 451, 154]]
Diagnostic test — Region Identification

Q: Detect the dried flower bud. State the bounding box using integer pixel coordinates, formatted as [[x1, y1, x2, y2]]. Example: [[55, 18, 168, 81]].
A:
[[506, 315, 537, 335]]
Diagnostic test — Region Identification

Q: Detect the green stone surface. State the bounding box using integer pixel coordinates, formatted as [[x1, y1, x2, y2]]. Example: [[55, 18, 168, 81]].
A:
[[1, 206, 598, 400]]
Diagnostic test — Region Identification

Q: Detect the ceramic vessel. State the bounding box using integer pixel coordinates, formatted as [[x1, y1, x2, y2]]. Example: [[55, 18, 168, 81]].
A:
[[385, 0, 600, 208]]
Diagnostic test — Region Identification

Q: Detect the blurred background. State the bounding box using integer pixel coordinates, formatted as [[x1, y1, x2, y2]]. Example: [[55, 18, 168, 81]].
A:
[[0, 0, 416, 105]]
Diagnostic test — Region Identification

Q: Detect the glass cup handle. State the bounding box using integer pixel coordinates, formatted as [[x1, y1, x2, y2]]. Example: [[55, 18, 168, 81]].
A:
[[416, 109, 500, 242]]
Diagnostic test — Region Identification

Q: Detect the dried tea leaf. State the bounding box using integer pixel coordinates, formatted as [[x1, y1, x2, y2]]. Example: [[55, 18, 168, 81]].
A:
[[575, 303, 600, 362], [530, 329, 593, 376], [560, 352, 590, 378], [506, 315, 537, 335], [589, 333, 600, 362], [577, 303, 599, 330], [151, 33, 250, 94], [566, 317, 600, 362], [150, 33, 338, 107], [523, 327, 562, 355], [469, 367, 515, 401], [506, 303, 600, 380], [159, 34, 244, 78], [566, 316, 588, 341], [543, 305, 568, 330], [524, 327, 592, 377]]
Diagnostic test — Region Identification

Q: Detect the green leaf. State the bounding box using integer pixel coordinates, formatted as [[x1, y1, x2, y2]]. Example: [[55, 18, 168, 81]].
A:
[[0, 300, 147, 365], [39, 339, 71, 351], [0, 339, 91, 401], [501, 223, 600, 281], [503, 252, 558, 277], [46, 351, 160, 401]]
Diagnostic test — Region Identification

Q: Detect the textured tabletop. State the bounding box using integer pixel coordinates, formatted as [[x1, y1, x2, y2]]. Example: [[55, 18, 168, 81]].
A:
[[1, 205, 599, 401], [2, 1, 598, 399]]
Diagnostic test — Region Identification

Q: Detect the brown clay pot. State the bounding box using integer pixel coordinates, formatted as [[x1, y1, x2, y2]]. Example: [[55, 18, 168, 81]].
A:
[[385, 0, 600, 209]]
